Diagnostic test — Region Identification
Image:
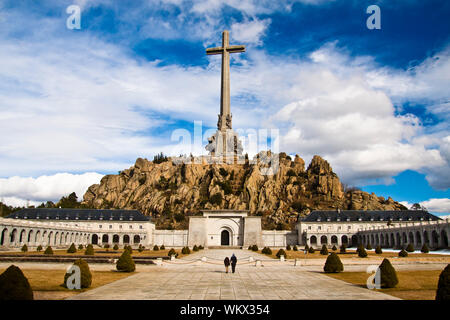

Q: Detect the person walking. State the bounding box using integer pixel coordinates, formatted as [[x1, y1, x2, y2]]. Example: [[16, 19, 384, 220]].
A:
[[230, 253, 237, 273], [224, 256, 230, 273]]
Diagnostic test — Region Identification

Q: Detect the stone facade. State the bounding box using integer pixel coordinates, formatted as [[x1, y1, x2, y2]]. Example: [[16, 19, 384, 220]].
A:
[[1, 208, 448, 250]]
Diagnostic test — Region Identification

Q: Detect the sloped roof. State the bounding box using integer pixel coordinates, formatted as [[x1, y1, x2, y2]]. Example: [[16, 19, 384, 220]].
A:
[[301, 210, 440, 222], [6, 208, 150, 222]]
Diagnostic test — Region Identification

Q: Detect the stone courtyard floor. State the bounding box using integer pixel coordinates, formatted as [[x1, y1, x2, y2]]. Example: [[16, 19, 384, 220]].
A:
[[66, 249, 402, 300]]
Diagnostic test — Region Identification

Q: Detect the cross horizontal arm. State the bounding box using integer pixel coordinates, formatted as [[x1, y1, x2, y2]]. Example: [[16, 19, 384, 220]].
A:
[[226, 45, 246, 53], [206, 47, 224, 55]]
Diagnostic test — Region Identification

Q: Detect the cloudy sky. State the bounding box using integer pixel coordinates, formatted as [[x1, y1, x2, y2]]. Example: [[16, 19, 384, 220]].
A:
[[0, 0, 449, 215]]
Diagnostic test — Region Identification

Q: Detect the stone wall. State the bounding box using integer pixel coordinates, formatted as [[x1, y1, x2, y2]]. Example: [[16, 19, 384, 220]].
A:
[[153, 229, 189, 247]]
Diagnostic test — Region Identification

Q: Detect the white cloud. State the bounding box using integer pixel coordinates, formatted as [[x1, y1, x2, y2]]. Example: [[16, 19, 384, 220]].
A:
[[400, 198, 450, 215], [0, 172, 104, 206], [231, 18, 271, 45]]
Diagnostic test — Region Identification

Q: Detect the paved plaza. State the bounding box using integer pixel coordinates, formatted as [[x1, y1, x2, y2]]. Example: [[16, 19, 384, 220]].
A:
[[67, 249, 400, 300]]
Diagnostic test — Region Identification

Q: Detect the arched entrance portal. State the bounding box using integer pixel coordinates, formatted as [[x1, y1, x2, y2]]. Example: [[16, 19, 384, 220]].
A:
[[221, 230, 230, 246]]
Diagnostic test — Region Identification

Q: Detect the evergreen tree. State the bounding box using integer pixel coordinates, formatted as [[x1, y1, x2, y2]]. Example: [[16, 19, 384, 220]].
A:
[[375, 245, 382, 254], [67, 243, 77, 253], [293, 245, 298, 251], [36, 245, 42, 252], [340, 244, 346, 253], [153, 245, 159, 251], [308, 247, 315, 254], [44, 246, 53, 255], [320, 245, 329, 255], [21, 244, 28, 252], [276, 249, 287, 259], [406, 243, 415, 252], [63, 259, 92, 289], [0, 265, 33, 300], [323, 252, 344, 273], [116, 251, 135, 272], [357, 245, 367, 258], [398, 248, 408, 257], [421, 243, 429, 253], [435, 264, 450, 301], [84, 244, 94, 255], [379, 258, 398, 288]]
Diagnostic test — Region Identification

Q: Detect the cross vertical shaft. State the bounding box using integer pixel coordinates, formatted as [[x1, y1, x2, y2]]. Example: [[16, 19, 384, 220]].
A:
[[206, 30, 245, 132]]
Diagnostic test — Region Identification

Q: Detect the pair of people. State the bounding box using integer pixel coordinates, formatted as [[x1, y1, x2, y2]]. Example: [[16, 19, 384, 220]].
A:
[[224, 253, 237, 273]]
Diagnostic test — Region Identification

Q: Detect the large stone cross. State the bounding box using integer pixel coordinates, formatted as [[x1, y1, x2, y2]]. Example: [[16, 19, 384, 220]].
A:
[[206, 30, 245, 132]]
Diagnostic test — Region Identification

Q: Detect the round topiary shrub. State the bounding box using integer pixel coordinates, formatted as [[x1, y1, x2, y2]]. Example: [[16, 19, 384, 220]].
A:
[[340, 245, 346, 253], [104, 244, 110, 250], [435, 264, 450, 301], [332, 245, 337, 251], [323, 252, 344, 273], [406, 243, 414, 252], [138, 245, 144, 252], [251, 245, 258, 251], [293, 245, 298, 251], [84, 244, 94, 256], [168, 248, 177, 257], [78, 244, 84, 250], [160, 245, 165, 250], [398, 249, 408, 257], [67, 243, 77, 253], [0, 265, 33, 300], [358, 245, 367, 258], [379, 258, 398, 288], [193, 245, 199, 251], [366, 243, 372, 250], [375, 245, 382, 254], [153, 245, 159, 251], [276, 249, 287, 259], [21, 244, 28, 252], [320, 245, 329, 255], [116, 250, 135, 272], [421, 243, 429, 253], [308, 247, 315, 254], [36, 245, 42, 252], [113, 244, 119, 251], [286, 245, 291, 251], [44, 246, 53, 255], [63, 259, 92, 289]]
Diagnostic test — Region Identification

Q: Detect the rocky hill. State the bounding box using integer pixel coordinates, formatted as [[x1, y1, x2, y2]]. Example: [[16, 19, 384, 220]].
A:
[[82, 152, 407, 230]]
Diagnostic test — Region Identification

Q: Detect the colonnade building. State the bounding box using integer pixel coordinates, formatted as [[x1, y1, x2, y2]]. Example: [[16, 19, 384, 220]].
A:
[[0, 208, 448, 250]]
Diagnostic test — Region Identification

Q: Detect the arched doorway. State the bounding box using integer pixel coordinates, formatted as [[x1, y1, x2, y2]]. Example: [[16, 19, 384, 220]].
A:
[[102, 234, 109, 244], [1, 228, 8, 246], [133, 235, 140, 244], [91, 234, 98, 245], [123, 235, 130, 244], [441, 230, 448, 248], [331, 235, 338, 245], [351, 235, 358, 247], [320, 235, 327, 245], [341, 235, 348, 245], [310, 235, 317, 245], [113, 234, 119, 243], [221, 230, 230, 246]]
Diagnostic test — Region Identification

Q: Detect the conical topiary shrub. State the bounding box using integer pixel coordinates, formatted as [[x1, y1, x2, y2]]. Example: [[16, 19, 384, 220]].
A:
[[193, 245, 199, 251], [286, 245, 291, 251], [293, 245, 298, 251], [421, 243, 429, 253], [357, 245, 367, 258], [398, 248, 408, 257], [36, 245, 42, 252], [375, 245, 382, 254], [84, 244, 94, 256], [332, 245, 337, 251], [308, 246, 315, 254], [436, 264, 450, 301], [21, 244, 28, 252], [113, 244, 119, 251], [160, 245, 165, 250], [320, 245, 329, 255], [251, 245, 258, 251], [340, 245, 346, 253], [406, 244, 414, 252], [248, 245, 252, 250], [44, 246, 53, 255], [181, 246, 191, 254], [78, 244, 84, 250], [0, 265, 33, 300], [276, 249, 287, 259], [153, 245, 159, 251], [366, 243, 372, 250], [168, 248, 177, 257], [63, 259, 92, 289], [67, 243, 77, 253], [116, 250, 135, 272], [379, 258, 398, 288], [323, 253, 344, 273]]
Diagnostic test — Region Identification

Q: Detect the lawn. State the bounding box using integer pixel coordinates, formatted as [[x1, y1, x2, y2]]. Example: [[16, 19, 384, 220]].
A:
[[0, 268, 134, 300], [324, 270, 441, 300]]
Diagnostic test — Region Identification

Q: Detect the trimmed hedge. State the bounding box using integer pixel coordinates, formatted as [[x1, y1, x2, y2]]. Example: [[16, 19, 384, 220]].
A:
[[116, 251, 135, 272], [436, 264, 450, 301], [262, 247, 272, 255], [323, 253, 343, 273], [193, 245, 199, 252], [320, 245, 329, 255], [181, 246, 191, 254], [276, 249, 287, 259], [63, 258, 92, 289], [84, 244, 94, 256], [379, 258, 398, 288], [251, 245, 258, 251], [0, 265, 34, 300], [398, 249, 408, 257], [67, 243, 77, 253], [44, 246, 54, 255]]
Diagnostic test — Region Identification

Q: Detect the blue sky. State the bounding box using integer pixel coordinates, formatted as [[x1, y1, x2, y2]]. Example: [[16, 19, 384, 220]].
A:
[[0, 0, 449, 214]]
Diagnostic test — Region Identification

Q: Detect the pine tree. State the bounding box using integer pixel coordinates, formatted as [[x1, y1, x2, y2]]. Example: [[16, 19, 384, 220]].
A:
[[44, 246, 53, 255], [116, 250, 135, 272], [67, 243, 77, 253], [320, 245, 329, 255], [21, 244, 28, 252]]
